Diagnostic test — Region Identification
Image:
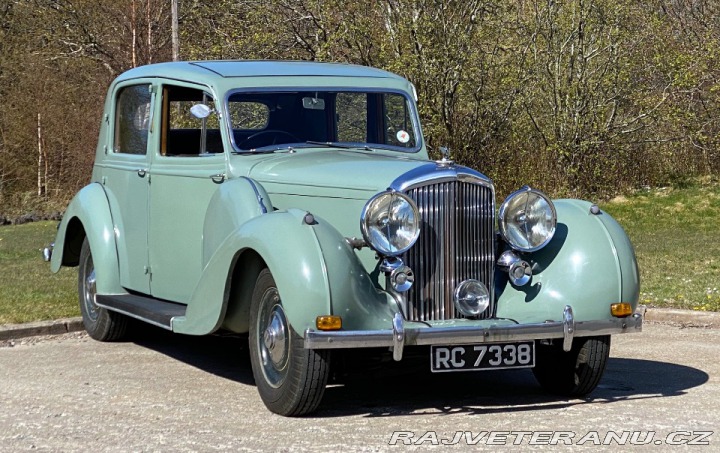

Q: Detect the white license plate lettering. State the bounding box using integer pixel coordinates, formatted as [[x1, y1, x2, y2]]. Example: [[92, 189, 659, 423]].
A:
[[472, 346, 487, 367]]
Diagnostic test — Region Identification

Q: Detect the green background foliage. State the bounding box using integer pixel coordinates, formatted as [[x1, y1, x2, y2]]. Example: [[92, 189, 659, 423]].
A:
[[1, 1, 720, 213], [1, 1, 720, 321]]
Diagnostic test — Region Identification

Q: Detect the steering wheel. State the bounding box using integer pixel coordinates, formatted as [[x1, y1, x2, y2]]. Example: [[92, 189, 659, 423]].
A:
[[238, 130, 300, 149]]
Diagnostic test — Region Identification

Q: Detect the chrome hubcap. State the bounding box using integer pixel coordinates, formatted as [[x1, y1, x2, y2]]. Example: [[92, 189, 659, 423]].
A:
[[82, 256, 99, 322], [257, 289, 289, 388]]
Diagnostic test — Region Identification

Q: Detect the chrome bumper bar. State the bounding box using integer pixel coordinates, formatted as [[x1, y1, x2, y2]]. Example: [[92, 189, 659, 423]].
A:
[[304, 305, 643, 361]]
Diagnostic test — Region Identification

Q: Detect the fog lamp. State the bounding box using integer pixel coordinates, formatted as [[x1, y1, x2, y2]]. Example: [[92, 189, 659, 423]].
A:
[[453, 280, 490, 317], [316, 315, 342, 331], [611, 303, 633, 318]]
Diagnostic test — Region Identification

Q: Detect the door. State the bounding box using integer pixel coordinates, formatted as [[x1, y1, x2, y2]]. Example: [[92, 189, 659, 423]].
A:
[[147, 84, 227, 303], [101, 83, 155, 294]]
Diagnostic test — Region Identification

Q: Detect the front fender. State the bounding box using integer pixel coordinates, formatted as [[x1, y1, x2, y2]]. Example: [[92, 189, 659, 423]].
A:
[[172, 208, 397, 335], [50, 183, 124, 294], [496, 199, 640, 323], [173, 209, 329, 335]]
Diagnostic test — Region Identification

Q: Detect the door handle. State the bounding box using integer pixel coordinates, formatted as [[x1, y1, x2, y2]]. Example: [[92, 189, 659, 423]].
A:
[[137, 169, 147, 177], [210, 173, 226, 184]]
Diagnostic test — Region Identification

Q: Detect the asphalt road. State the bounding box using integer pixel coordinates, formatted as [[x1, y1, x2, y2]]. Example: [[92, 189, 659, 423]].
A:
[[1, 323, 718, 451]]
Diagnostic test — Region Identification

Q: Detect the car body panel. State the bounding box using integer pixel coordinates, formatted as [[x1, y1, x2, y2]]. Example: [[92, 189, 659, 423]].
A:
[[50, 183, 124, 295], [495, 199, 639, 324]]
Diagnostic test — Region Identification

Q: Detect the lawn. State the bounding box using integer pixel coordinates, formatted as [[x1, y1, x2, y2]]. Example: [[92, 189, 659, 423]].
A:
[[1, 182, 718, 324], [0, 222, 78, 324], [601, 180, 720, 313]]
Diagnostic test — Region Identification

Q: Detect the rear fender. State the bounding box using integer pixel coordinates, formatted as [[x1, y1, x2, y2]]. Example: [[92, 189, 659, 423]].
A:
[[50, 183, 124, 294]]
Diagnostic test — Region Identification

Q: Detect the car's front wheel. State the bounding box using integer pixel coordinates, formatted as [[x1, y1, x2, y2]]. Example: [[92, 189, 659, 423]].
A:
[[532, 335, 610, 396], [78, 238, 127, 341], [249, 268, 330, 416]]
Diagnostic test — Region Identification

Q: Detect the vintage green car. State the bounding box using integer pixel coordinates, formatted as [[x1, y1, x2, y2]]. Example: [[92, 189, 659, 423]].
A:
[[45, 60, 642, 416]]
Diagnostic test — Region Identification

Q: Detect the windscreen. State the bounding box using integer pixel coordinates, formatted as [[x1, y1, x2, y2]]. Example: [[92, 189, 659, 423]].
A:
[[226, 90, 419, 152]]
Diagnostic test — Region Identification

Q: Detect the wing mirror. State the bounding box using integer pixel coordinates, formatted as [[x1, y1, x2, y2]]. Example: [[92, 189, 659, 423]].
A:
[[190, 103, 215, 119]]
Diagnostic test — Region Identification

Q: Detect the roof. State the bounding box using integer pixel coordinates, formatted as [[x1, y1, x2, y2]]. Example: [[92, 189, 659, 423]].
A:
[[115, 60, 405, 84]]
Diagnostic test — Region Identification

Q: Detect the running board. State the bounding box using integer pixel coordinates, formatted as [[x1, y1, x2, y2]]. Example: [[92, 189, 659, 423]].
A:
[[96, 294, 187, 331]]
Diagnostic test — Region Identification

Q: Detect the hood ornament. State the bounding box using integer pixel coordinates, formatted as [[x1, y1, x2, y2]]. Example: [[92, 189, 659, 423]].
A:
[[436, 146, 454, 167]]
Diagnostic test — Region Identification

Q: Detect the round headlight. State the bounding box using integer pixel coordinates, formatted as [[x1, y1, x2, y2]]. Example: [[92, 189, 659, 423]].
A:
[[499, 187, 557, 252], [361, 191, 420, 256]]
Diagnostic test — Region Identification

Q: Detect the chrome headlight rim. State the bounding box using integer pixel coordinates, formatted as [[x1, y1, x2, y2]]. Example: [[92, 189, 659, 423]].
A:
[[360, 190, 420, 256], [498, 186, 557, 253]]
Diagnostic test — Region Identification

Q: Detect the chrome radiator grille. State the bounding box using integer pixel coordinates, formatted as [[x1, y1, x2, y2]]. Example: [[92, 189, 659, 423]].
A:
[[402, 180, 495, 321]]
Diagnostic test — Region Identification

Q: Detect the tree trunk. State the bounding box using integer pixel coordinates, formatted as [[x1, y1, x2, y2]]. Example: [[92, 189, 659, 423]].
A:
[[37, 112, 44, 197], [131, 0, 137, 67], [171, 0, 179, 61], [147, 0, 152, 63]]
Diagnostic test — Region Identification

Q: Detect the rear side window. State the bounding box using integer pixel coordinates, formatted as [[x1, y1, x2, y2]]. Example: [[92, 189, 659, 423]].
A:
[[114, 85, 152, 155]]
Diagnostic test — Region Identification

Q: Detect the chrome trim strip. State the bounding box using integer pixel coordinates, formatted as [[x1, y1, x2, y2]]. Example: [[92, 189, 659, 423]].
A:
[[392, 313, 405, 361], [563, 305, 575, 351], [239, 176, 268, 214], [304, 311, 643, 361], [389, 163, 493, 193]]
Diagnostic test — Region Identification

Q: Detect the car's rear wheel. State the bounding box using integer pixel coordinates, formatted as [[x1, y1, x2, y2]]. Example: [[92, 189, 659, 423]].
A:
[[78, 238, 127, 341], [249, 268, 330, 416], [532, 335, 610, 396]]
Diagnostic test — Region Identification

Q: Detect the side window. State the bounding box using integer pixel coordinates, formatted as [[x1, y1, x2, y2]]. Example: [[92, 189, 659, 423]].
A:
[[336, 93, 367, 142], [114, 85, 152, 155], [162, 85, 222, 156]]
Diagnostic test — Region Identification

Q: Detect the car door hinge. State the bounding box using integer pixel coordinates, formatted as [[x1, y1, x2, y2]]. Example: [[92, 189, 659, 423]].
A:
[[144, 266, 151, 275]]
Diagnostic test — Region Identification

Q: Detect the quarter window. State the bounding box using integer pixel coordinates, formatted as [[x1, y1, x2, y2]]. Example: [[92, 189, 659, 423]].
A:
[[114, 85, 152, 155]]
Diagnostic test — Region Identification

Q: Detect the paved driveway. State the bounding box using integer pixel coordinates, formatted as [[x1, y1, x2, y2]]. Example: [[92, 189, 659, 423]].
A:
[[1, 323, 717, 451]]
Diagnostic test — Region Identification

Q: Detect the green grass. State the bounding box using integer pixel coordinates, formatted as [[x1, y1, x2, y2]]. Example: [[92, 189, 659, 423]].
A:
[[1, 183, 719, 324], [601, 179, 720, 312], [0, 221, 78, 324]]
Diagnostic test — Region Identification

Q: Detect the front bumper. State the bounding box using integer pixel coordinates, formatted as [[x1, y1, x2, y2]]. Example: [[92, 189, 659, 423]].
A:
[[304, 305, 643, 361]]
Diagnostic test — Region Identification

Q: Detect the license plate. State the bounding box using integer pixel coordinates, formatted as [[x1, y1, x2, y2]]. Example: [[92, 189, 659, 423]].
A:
[[431, 342, 535, 372]]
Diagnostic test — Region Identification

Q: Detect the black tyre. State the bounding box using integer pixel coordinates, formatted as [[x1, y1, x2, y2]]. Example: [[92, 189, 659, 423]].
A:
[[532, 335, 610, 396], [249, 269, 330, 416], [78, 238, 127, 341]]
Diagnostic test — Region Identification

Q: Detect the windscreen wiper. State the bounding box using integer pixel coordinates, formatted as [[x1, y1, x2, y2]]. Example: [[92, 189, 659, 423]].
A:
[[305, 141, 373, 151]]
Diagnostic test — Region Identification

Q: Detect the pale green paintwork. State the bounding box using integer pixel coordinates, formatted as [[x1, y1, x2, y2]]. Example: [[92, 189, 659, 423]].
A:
[[50, 183, 124, 295], [52, 60, 639, 339], [496, 199, 640, 323], [97, 154, 151, 294], [148, 156, 226, 302]]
